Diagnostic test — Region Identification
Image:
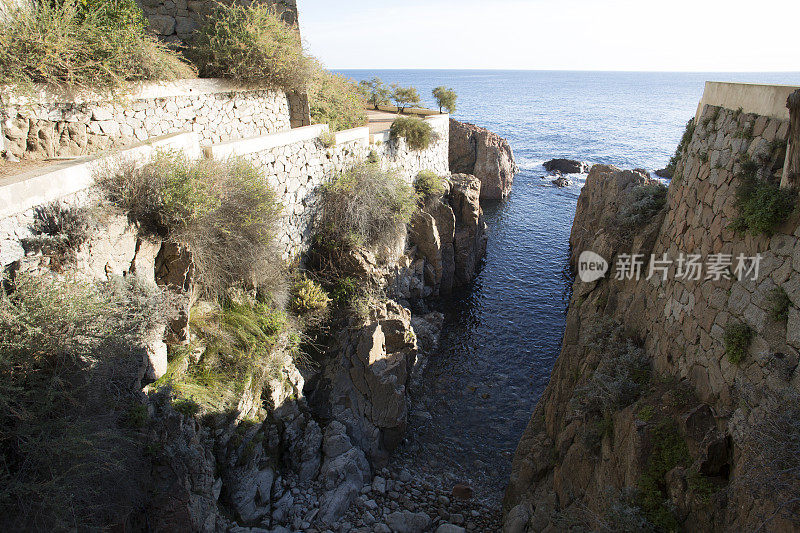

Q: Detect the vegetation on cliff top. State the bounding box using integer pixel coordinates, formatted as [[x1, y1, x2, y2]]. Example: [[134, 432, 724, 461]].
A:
[[309, 69, 367, 132], [0, 0, 193, 91], [391, 116, 435, 150], [97, 151, 283, 300], [433, 86, 457, 114]]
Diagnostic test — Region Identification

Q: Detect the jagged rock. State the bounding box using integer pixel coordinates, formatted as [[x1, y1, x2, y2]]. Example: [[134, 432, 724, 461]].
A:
[[543, 158, 590, 174], [449, 119, 517, 199], [655, 167, 672, 178], [155, 242, 195, 343], [551, 176, 571, 187], [318, 421, 370, 525], [449, 174, 487, 286]]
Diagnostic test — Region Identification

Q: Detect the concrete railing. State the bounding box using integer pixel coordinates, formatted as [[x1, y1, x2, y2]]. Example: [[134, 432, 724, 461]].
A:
[[0, 132, 200, 220], [695, 81, 800, 123]]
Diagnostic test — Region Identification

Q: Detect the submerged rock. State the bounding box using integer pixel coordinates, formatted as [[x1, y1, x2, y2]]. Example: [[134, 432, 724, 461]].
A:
[[449, 119, 518, 200], [551, 175, 571, 187]]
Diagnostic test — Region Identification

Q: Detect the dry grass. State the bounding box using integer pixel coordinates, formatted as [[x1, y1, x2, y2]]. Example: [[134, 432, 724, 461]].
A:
[[0, 0, 193, 92], [96, 151, 284, 300]]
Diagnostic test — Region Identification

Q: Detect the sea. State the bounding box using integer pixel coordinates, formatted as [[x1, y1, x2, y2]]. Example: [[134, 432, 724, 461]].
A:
[[338, 70, 800, 504]]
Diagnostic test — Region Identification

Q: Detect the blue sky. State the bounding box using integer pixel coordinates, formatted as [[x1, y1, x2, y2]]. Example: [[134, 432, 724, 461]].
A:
[[298, 0, 799, 71]]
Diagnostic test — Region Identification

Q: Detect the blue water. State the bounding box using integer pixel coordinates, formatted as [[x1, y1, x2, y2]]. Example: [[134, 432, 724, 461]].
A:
[[340, 70, 800, 503]]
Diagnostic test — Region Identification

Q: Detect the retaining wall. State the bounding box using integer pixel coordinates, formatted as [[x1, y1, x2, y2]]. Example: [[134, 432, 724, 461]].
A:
[[695, 81, 800, 123], [1, 79, 293, 160], [372, 113, 450, 182]]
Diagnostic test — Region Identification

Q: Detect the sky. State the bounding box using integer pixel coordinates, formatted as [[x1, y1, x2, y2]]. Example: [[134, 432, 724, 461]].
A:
[[297, 0, 800, 72]]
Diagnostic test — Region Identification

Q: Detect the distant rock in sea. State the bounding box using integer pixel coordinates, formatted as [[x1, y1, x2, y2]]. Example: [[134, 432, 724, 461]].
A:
[[543, 158, 590, 174]]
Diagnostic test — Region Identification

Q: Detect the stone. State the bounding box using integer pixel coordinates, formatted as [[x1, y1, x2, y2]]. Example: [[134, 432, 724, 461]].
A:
[[384, 511, 431, 533], [148, 14, 176, 35], [449, 119, 517, 199], [451, 484, 473, 500], [543, 158, 590, 174], [551, 175, 571, 187], [436, 525, 466, 533]]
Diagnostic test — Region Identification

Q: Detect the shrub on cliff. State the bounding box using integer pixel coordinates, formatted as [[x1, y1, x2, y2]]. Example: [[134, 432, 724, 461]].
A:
[[391, 85, 421, 113], [724, 322, 753, 364], [432, 86, 457, 114], [0, 273, 168, 529], [20, 202, 92, 265], [664, 118, 695, 179], [390, 116, 434, 150], [291, 275, 330, 317], [0, 0, 193, 91], [617, 182, 668, 228], [188, 3, 314, 91], [730, 171, 796, 236], [310, 69, 367, 132], [317, 163, 416, 250], [97, 151, 283, 300], [359, 77, 391, 109], [414, 170, 447, 203]]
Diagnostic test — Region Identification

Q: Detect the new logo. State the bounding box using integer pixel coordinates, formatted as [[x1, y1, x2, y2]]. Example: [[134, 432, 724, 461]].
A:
[[578, 251, 608, 282]]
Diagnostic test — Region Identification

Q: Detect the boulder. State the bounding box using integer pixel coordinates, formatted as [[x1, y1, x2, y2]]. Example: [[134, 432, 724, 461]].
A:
[[449, 119, 517, 200], [551, 176, 571, 187], [654, 168, 672, 178], [385, 510, 431, 533], [543, 158, 590, 174]]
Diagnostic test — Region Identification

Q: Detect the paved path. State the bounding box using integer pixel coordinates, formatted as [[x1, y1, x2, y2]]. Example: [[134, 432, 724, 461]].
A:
[[366, 109, 399, 135]]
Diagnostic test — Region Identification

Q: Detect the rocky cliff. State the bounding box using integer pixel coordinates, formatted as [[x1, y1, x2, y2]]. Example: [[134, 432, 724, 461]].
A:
[[449, 119, 518, 200], [504, 101, 799, 532]]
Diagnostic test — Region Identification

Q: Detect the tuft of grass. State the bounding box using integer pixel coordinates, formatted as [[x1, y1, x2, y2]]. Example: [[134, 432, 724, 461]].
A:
[[414, 170, 447, 203], [96, 151, 283, 300], [187, 3, 314, 91], [390, 116, 434, 150], [724, 322, 753, 365], [316, 163, 417, 250], [0, 0, 193, 92], [638, 405, 655, 422], [769, 287, 792, 322], [637, 420, 691, 531], [309, 70, 367, 132]]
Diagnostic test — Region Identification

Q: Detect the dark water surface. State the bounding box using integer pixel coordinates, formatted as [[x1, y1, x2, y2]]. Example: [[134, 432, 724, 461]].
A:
[[340, 70, 800, 502]]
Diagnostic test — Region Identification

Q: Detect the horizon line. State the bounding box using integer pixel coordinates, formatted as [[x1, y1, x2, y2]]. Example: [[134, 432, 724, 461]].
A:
[[329, 68, 800, 74]]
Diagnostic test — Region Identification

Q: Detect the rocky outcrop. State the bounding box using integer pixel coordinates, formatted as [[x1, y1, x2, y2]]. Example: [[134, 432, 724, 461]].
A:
[[782, 89, 800, 188], [504, 105, 798, 532], [449, 119, 517, 200], [543, 158, 590, 174]]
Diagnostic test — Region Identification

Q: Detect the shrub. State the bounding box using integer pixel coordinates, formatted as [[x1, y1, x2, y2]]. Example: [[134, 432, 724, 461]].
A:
[[730, 172, 796, 236], [0, 273, 167, 529], [618, 182, 668, 228], [664, 118, 695, 178], [291, 275, 330, 316], [0, 0, 192, 91], [390, 84, 421, 113], [414, 170, 447, 202], [367, 149, 380, 164], [317, 163, 417, 249], [637, 420, 691, 531], [769, 287, 792, 322], [432, 86, 457, 114], [97, 151, 283, 300], [319, 130, 336, 148], [390, 116, 434, 150], [310, 69, 367, 132], [20, 202, 92, 262], [359, 76, 391, 109], [188, 3, 314, 91], [724, 322, 753, 364]]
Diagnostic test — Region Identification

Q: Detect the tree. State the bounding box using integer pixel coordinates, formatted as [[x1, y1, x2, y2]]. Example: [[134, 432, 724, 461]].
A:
[[390, 85, 421, 114], [359, 77, 391, 109], [432, 86, 457, 114]]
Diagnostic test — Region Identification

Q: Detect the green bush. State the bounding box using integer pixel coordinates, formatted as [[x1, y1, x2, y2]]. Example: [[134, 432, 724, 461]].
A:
[[618, 182, 668, 228], [391, 84, 421, 113], [769, 287, 792, 322], [20, 202, 92, 263], [664, 118, 696, 178], [730, 172, 796, 236], [97, 151, 283, 300], [319, 130, 336, 148], [359, 76, 391, 109], [310, 70, 367, 132], [414, 170, 447, 202], [0, 272, 167, 529], [291, 275, 330, 316], [724, 322, 753, 365], [0, 0, 193, 91], [390, 116, 434, 150], [188, 3, 314, 91], [432, 86, 457, 114], [317, 163, 417, 250]]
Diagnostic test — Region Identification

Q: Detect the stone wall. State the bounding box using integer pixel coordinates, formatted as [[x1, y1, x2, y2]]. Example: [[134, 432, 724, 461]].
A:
[[372, 114, 450, 183], [135, 0, 299, 44], [695, 81, 799, 123], [1, 80, 292, 159]]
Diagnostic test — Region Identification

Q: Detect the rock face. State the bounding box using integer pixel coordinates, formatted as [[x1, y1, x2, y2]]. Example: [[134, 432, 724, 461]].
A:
[[543, 158, 590, 174], [449, 119, 518, 200], [504, 105, 799, 532]]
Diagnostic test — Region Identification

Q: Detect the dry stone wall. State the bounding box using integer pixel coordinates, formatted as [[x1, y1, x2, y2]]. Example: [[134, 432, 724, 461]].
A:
[[374, 115, 450, 183], [2, 82, 292, 159]]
